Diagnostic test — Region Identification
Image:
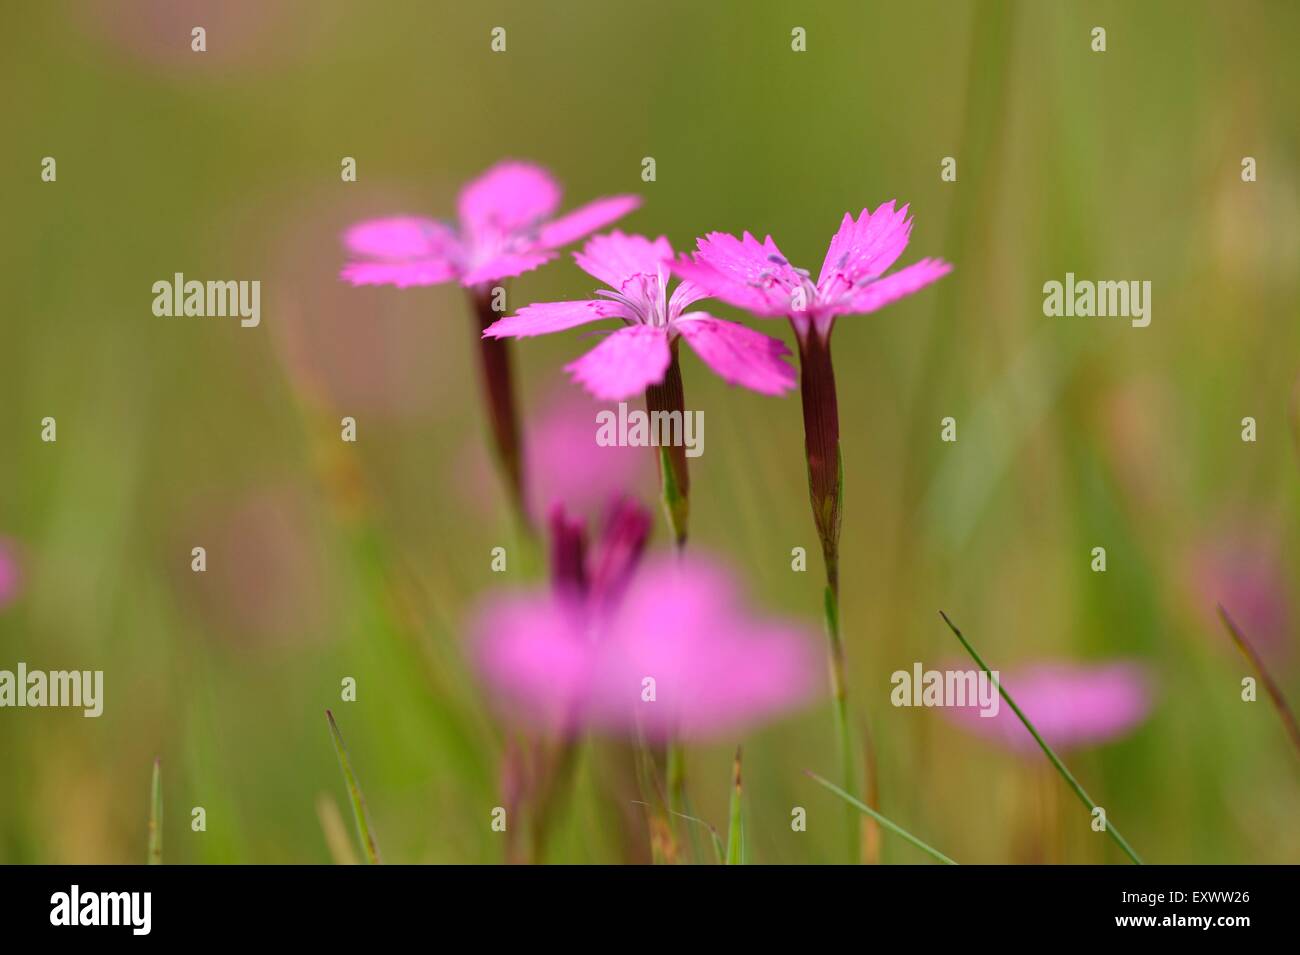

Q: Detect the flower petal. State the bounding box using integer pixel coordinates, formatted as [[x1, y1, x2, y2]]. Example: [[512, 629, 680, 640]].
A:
[[839, 258, 952, 315], [539, 196, 642, 250], [339, 259, 459, 288], [816, 202, 912, 291], [943, 661, 1152, 754], [565, 324, 671, 400], [457, 160, 562, 235], [472, 593, 593, 733], [667, 279, 707, 316], [590, 554, 819, 740], [342, 216, 459, 260], [672, 231, 801, 316], [483, 299, 623, 339], [573, 231, 674, 290], [459, 250, 558, 287], [675, 314, 796, 395]]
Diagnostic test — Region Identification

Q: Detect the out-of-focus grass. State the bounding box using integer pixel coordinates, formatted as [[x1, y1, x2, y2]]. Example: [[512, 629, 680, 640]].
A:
[[1, 0, 1298, 863]]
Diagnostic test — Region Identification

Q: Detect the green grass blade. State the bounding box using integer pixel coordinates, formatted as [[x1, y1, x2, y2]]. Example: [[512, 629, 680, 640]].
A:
[[939, 611, 1144, 864], [669, 811, 724, 865], [725, 746, 744, 865], [316, 793, 360, 865], [1218, 605, 1300, 759], [326, 709, 382, 864], [147, 757, 162, 865], [805, 771, 957, 865]]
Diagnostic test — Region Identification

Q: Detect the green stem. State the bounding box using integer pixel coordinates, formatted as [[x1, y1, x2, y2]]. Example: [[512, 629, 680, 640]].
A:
[[823, 583, 857, 856], [1218, 605, 1300, 760], [326, 709, 382, 864], [939, 611, 1144, 864], [646, 346, 692, 853], [725, 747, 745, 864], [148, 758, 163, 865], [529, 738, 582, 863], [645, 343, 690, 549], [666, 741, 686, 821], [796, 328, 857, 857], [805, 771, 956, 865]]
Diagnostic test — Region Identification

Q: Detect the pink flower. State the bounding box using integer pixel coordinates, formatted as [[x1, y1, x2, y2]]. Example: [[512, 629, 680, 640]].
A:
[[669, 205, 950, 689], [1190, 532, 1291, 665], [483, 231, 797, 400], [0, 538, 21, 609], [472, 545, 820, 741], [943, 661, 1153, 755], [528, 390, 657, 519], [672, 203, 952, 342], [456, 388, 655, 525], [176, 488, 329, 652], [339, 160, 638, 531], [340, 161, 641, 289]]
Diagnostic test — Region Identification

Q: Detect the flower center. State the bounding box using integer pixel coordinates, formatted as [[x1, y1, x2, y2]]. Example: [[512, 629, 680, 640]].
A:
[[595, 269, 669, 327]]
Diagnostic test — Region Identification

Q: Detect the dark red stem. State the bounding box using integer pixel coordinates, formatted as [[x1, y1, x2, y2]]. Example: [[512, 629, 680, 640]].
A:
[[469, 288, 530, 533]]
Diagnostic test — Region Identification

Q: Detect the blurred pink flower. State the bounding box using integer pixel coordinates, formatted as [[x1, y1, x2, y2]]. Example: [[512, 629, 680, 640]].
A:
[[943, 661, 1152, 755], [271, 190, 454, 417], [79, 0, 314, 70], [0, 537, 22, 609], [456, 387, 655, 524], [528, 388, 655, 521], [473, 546, 820, 741], [1190, 533, 1291, 664], [340, 161, 640, 289], [484, 231, 797, 400], [178, 489, 329, 652]]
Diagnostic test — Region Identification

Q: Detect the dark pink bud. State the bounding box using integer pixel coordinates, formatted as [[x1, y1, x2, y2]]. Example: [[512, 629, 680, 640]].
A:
[[546, 504, 589, 598], [590, 497, 653, 603]]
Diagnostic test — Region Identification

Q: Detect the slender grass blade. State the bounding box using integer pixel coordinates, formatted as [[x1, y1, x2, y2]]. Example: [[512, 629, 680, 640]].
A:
[[939, 611, 1144, 864], [148, 757, 162, 865], [805, 770, 957, 865], [725, 746, 744, 865], [326, 709, 382, 864], [1218, 605, 1300, 760]]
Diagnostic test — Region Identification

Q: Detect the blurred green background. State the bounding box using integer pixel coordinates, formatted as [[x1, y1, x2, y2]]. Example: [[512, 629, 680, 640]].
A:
[[2, 0, 1298, 863]]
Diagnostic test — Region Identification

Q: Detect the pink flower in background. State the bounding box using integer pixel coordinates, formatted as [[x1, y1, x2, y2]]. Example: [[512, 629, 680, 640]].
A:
[[339, 160, 640, 529], [484, 231, 797, 400], [341, 161, 641, 288], [79, 0, 312, 70], [0, 538, 21, 609], [1191, 533, 1291, 665], [529, 389, 656, 523], [456, 388, 655, 525], [473, 541, 820, 740], [271, 191, 454, 416], [943, 662, 1152, 755], [672, 203, 952, 342], [179, 489, 329, 652]]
